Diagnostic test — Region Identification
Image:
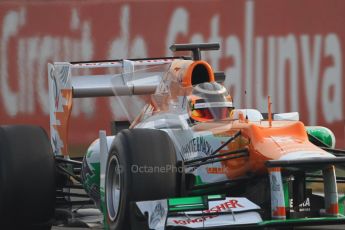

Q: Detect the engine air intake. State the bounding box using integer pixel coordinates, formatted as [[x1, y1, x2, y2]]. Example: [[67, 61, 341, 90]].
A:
[[183, 61, 215, 87]]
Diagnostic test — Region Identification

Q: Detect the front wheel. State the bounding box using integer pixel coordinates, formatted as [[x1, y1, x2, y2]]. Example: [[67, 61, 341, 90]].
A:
[[0, 125, 56, 228], [105, 129, 178, 230]]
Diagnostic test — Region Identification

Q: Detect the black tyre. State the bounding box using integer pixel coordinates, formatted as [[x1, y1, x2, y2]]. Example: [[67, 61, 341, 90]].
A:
[[105, 129, 178, 230], [0, 125, 56, 228]]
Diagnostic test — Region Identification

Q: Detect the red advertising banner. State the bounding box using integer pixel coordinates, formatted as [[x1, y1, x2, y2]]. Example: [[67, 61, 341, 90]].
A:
[[0, 0, 344, 150]]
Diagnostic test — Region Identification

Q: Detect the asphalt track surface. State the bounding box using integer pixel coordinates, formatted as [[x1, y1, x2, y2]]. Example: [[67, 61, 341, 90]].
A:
[[49, 208, 345, 230], [52, 224, 345, 230], [52, 225, 345, 229]]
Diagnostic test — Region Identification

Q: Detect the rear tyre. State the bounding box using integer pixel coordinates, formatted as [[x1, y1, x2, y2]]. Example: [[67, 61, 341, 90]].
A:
[[105, 129, 178, 230], [0, 125, 56, 228]]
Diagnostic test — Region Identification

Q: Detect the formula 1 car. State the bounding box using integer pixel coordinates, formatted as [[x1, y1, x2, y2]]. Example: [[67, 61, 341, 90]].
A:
[[1, 43, 345, 229]]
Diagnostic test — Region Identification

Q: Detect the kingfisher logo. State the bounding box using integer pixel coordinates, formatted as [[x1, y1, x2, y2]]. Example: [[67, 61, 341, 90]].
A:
[[170, 199, 244, 225]]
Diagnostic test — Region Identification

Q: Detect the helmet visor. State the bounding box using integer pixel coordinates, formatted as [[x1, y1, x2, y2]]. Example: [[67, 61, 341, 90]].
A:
[[191, 106, 233, 121]]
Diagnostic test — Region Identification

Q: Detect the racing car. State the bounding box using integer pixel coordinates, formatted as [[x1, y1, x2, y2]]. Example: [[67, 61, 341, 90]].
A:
[[1, 43, 345, 229]]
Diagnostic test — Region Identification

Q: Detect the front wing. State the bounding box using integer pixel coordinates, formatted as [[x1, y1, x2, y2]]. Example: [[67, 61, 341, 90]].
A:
[[136, 196, 345, 229]]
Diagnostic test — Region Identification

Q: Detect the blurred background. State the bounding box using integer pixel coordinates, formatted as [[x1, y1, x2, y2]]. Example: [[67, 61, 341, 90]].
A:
[[0, 0, 344, 156]]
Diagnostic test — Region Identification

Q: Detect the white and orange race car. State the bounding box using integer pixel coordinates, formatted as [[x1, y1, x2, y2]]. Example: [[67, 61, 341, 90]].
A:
[[1, 43, 345, 229]]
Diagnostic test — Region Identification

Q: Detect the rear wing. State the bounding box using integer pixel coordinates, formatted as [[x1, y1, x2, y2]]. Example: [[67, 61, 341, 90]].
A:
[[48, 58, 180, 156], [48, 43, 224, 157]]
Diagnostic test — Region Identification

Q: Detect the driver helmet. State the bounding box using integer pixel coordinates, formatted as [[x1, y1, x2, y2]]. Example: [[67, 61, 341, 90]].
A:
[[188, 82, 234, 122]]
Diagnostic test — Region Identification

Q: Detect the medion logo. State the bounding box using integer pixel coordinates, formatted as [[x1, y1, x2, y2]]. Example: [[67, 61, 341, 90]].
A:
[[181, 136, 213, 159]]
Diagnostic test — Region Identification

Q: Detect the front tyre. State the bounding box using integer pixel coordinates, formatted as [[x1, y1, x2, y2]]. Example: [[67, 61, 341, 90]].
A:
[[105, 129, 178, 230], [0, 125, 56, 229]]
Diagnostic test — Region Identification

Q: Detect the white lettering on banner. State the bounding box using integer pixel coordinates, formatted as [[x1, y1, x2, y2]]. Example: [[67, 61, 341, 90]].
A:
[[0, 1, 343, 126], [277, 35, 298, 113], [107, 5, 147, 58], [224, 36, 242, 106], [322, 34, 342, 123], [301, 35, 322, 125], [1, 9, 25, 116], [254, 37, 276, 112], [207, 15, 222, 70], [1, 8, 95, 117], [245, 1, 254, 108], [255, 37, 267, 111], [166, 8, 189, 56], [109, 5, 128, 59], [268, 37, 276, 112], [255, 37, 264, 111]]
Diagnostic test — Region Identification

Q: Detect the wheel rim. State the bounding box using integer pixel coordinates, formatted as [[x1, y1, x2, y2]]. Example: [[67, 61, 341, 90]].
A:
[[106, 154, 121, 221]]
